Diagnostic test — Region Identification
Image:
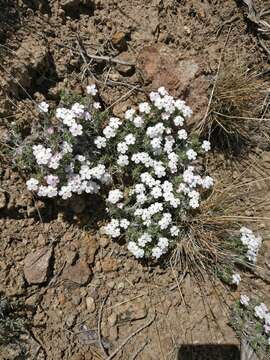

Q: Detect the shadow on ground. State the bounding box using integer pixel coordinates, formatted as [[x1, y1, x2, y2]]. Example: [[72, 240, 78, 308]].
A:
[[177, 344, 240, 360]]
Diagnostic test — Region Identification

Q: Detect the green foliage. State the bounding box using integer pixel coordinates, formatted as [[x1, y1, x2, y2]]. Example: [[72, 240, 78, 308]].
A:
[[0, 296, 27, 346]]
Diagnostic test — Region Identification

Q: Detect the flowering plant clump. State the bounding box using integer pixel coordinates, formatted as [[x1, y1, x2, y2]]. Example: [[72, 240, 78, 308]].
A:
[[101, 87, 213, 259], [14, 86, 215, 260], [230, 295, 270, 355], [17, 85, 112, 200]]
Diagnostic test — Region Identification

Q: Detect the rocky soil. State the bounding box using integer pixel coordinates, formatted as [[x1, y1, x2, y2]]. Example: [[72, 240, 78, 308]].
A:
[[0, 0, 270, 359]]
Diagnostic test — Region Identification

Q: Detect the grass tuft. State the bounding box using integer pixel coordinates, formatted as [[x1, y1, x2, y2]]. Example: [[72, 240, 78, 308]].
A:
[[197, 57, 268, 154]]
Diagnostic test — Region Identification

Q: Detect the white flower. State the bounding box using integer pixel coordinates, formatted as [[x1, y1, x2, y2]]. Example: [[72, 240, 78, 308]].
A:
[[117, 155, 129, 167], [107, 189, 123, 204], [104, 219, 120, 238], [202, 140, 211, 152], [158, 86, 168, 96], [48, 153, 62, 170], [158, 213, 172, 230], [125, 108, 136, 120], [138, 233, 152, 247], [120, 219, 130, 229], [71, 103, 85, 117], [84, 112, 92, 121], [151, 186, 162, 199], [93, 102, 101, 109], [152, 246, 163, 259], [170, 226, 179, 237], [174, 115, 184, 127], [26, 178, 39, 191], [125, 134, 136, 145], [86, 84, 98, 95], [33, 145, 52, 166], [139, 102, 151, 114], [158, 237, 169, 249], [133, 116, 144, 128], [80, 165, 92, 180], [38, 101, 49, 113], [59, 185, 72, 200], [186, 149, 197, 161], [127, 241, 144, 258], [240, 295, 250, 307], [178, 129, 187, 140], [240, 227, 262, 263], [70, 123, 83, 136], [117, 142, 128, 154], [103, 126, 116, 139], [201, 176, 214, 189], [254, 303, 268, 320], [61, 141, 73, 154], [109, 117, 122, 129], [231, 273, 241, 286], [46, 186, 58, 198], [45, 175, 59, 187], [94, 136, 107, 149]]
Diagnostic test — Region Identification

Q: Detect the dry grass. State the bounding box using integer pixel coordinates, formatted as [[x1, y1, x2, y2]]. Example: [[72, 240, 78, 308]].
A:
[[170, 170, 269, 281], [197, 56, 268, 154]]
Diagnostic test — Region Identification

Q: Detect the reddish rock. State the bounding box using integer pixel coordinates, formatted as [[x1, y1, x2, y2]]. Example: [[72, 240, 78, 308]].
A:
[[111, 31, 127, 51], [137, 45, 203, 93], [24, 247, 53, 285], [62, 260, 92, 285]]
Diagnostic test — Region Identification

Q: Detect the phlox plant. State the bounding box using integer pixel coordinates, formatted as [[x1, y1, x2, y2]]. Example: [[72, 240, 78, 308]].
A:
[[11, 85, 262, 264], [230, 295, 270, 356]]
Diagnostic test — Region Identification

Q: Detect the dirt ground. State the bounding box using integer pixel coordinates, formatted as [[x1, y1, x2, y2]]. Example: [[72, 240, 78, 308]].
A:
[[0, 0, 270, 359]]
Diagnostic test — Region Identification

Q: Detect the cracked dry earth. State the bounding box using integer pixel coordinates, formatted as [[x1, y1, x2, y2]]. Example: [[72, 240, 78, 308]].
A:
[[0, 0, 270, 359]]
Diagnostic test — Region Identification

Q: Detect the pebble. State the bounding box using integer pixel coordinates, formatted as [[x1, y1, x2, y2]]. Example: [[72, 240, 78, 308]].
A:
[[86, 296, 95, 312]]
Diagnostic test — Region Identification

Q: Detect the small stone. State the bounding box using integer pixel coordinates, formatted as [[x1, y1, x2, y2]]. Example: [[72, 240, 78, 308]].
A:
[[25, 293, 40, 307], [24, 247, 53, 285], [86, 296, 96, 312], [107, 280, 115, 289], [108, 313, 117, 327], [111, 31, 127, 51], [71, 294, 81, 306], [117, 301, 147, 321], [101, 257, 118, 273], [62, 260, 92, 286], [65, 313, 76, 329], [0, 191, 6, 209], [83, 233, 99, 265], [115, 52, 135, 76]]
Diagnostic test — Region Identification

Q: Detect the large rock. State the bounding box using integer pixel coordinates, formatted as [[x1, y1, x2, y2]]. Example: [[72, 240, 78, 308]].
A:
[[137, 45, 200, 94], [24, 247, 53, 285], [136, 45, 208, 125]]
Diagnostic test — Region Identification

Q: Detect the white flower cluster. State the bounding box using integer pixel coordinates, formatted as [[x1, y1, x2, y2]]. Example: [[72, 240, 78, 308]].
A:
[[240, 297, 270, 344], [102, 87, 213, 259], [26, 85, 113, 199], [240, 227, 262, 263], [25, 86, 213, 261]]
